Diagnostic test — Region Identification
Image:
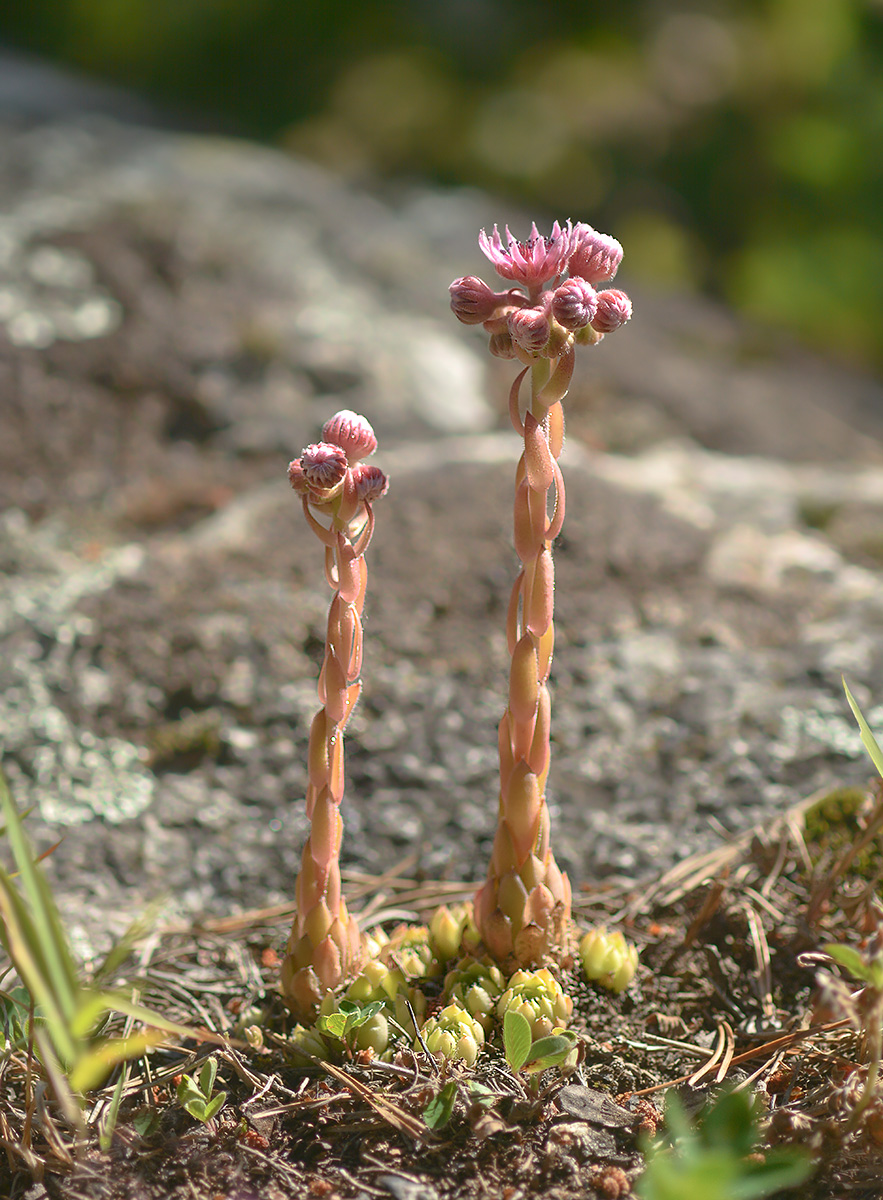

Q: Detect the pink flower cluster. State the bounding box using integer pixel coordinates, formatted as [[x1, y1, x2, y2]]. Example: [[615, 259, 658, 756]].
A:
[[450, 221, 631, 361], [288, 410, 388, 517]]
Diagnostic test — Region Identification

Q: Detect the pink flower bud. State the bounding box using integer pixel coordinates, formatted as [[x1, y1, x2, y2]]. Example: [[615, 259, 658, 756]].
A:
[[350, 464, 388, 503], [322, 410, 378, 463], [569, 225, 623, 285], [508, 306, 551, 354], [288, 458, 309, 494], [488, 329, 517, 359], [300, 442, 349, 490], [449, 276, 500, 325], [551, 278, 598, 331], [590, 289, 632, 334]]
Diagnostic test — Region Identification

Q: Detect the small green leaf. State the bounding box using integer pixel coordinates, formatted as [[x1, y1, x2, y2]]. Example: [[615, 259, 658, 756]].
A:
[[343, 1000, 387, 1035], [844, 678, 883, 779], [824, 943, 875, 984], [730, 1152, 813, 1199], [317, 1012, 348, 1040], [467, 1081, 497, 1107], [176, 1076, 202, 1105], [523, 1032, 576, 1072], [424, 1080, 458, 1130], [202, 1091, 227, 1122], [182, 1098, 208, 1122], [503, 1009, 532, 1072], [132, 1110, 161, 1137], [198, 1057, 218, 1098]]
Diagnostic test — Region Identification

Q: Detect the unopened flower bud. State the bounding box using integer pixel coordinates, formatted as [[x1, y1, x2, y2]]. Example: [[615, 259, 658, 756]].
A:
[[488, 329, 517, 359], [450, 276, 500, 325], [591, 289, 632, 334], [288, 458, 309, 494], [300, 442, 349, 490], [569, 225, 623, 284], [350, 463, 389, 503], [551, 278, 598, 331], [322, 410, 378, 463], [579, 927, 638, 993], [508, 306, 551, 354]]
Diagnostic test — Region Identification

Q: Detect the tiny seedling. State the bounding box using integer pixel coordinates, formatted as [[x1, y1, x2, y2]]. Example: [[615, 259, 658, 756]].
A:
[[423, 1079, 459, 1130], [502, 1009, 577, 1082], [176, 1056, 227, 1125], [316, 998, 387, 1052], [636, 1089, 812, 1200]]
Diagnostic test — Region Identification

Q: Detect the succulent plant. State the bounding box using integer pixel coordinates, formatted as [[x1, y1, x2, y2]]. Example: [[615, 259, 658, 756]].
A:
[[382, 923, 439, 978], [280, 411, 389, 1019], [451, 223, 632, 967], [496, 967, 573, 1040], [579, 928, 639, 994], [442, 957, 505, 1032], [429, 902, 481, 963], [419, 1003, 485, 1067]]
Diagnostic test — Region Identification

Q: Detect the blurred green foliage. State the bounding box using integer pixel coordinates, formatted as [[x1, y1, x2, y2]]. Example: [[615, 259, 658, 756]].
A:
[[3, 0, 882, 368]]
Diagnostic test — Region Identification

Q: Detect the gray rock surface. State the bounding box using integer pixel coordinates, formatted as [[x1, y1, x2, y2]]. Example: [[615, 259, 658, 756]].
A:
[[2, 115, 883, 957]]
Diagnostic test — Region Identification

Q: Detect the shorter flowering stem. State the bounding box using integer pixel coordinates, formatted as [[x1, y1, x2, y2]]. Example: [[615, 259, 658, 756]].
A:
[[281, 413, 388, 1018]]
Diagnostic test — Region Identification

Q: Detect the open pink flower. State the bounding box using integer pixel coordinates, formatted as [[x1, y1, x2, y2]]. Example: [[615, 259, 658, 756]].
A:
[[479, 221, 574, 289]]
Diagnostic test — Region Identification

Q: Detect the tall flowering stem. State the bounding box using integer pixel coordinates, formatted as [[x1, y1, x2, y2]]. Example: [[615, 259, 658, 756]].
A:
[[281, 410, 388, 1018], [450, 222, 632, 967]]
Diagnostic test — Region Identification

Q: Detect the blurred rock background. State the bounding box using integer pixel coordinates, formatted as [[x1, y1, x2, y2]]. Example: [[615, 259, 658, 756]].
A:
[[3, 0, 882, 370], [1, 5, 883, 957]]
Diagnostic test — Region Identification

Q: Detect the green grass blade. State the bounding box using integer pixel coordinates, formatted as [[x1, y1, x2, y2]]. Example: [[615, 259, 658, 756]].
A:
[[98, 1068, 127, 1152], [843, 678, 883, 779], [0, 775, 79, 1019], [69, 1029, 169, 1095], [0, 872, 79, 1066]]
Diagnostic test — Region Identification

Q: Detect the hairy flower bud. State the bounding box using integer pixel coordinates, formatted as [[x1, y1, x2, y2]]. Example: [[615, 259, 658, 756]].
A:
[[579, 927, 638, 993], [568, 225, 623, 285], [419, 1003, 484, 1066], [288, 457, 309, 494], [590, 289, 632, 334], [488, 329, 517, 359], [551, 278, 598, 331], [496, 968, 573, 1039], [322, 410, 378, 463], [300, 442, 349, 491], [350, 463, 389, 503], [450, 276, 501, 325], [509, 306, 551, 354]]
